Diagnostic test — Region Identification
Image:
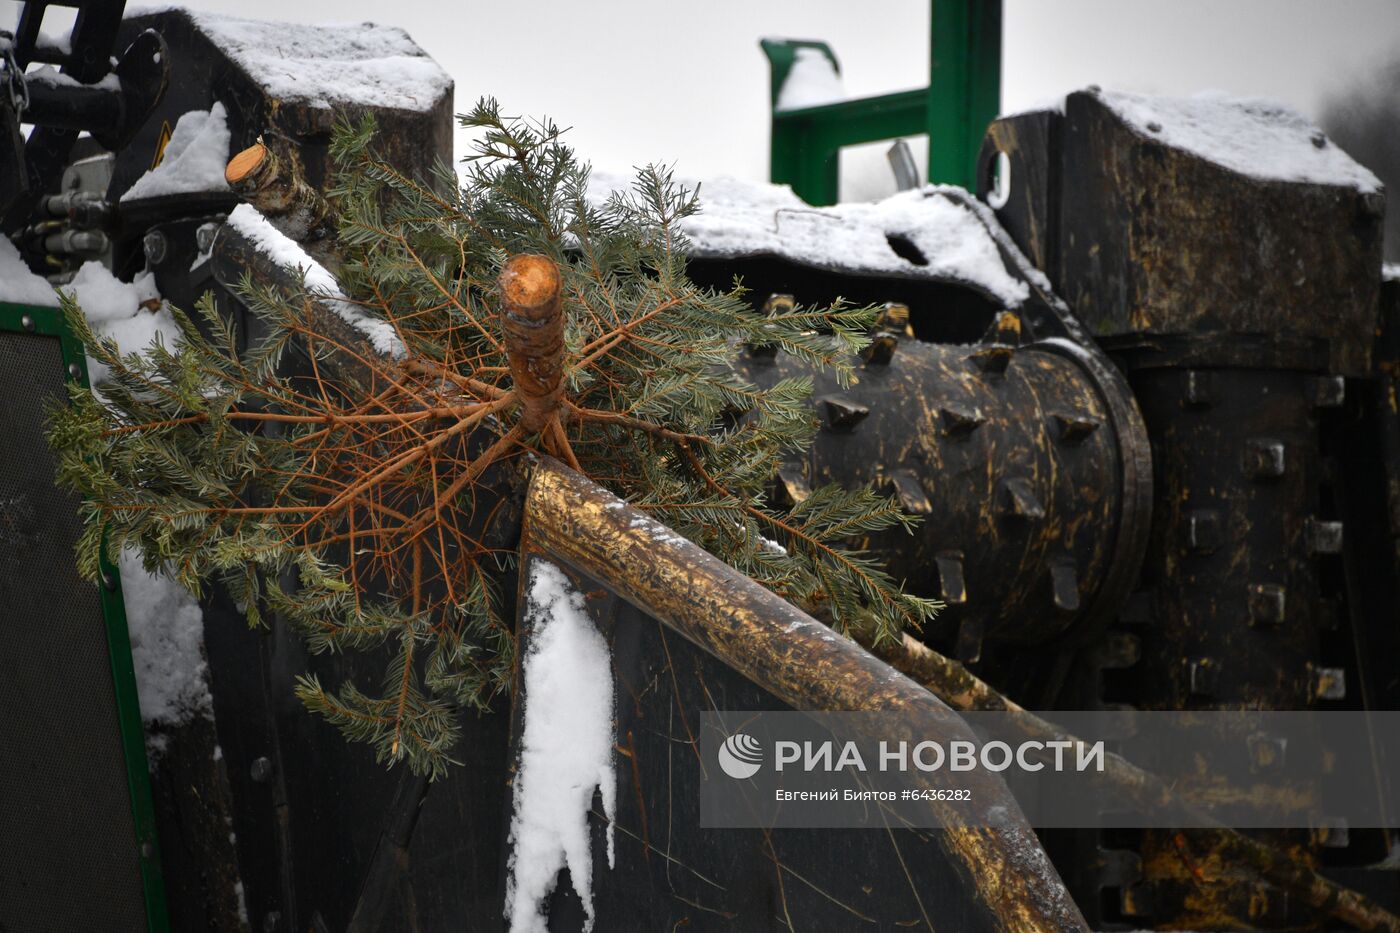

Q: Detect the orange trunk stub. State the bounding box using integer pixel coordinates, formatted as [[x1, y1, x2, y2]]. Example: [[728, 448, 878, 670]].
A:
[[499, 254, 566, 433]]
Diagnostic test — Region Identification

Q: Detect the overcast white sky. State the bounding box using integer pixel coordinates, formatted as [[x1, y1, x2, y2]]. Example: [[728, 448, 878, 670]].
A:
[[18, 1, 1400, 198]]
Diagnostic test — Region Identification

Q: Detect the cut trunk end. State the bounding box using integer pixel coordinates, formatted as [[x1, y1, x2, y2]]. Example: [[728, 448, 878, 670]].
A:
[[500, 254, 566, 433]]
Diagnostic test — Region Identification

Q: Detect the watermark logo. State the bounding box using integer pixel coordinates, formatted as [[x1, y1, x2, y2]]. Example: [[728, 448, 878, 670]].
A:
[[717, 732, 763, 779]]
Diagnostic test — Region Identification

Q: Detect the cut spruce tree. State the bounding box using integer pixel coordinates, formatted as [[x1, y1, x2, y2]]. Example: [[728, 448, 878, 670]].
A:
[[50, 99, 939, 777]]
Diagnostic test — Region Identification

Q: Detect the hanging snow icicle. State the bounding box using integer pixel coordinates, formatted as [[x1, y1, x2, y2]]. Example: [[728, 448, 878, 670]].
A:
[[504, 559, 617, 933]]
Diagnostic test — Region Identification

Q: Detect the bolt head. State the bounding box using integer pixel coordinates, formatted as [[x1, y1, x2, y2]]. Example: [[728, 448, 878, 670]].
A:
[[1247, 732, 1287, 772], [250, 756, 274, 783], [1247, 583, 1287, 626], [1310, 664, 1346, 701], [1307, 375, 1346, 409], [195, 221, 222, 253], [1183, 370, 1213, 408], [1183, 509, 1224, 553], [1243, 438, 1286, 481], [1185, 657, 1218, 698], [861, 331, 899, 365], [1304, 518, 1344, 555], [143, 229, 168, 266]]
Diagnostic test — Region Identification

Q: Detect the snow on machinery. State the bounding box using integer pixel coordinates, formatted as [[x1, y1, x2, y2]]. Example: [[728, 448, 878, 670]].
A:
[[0, 2, 1397, 933]]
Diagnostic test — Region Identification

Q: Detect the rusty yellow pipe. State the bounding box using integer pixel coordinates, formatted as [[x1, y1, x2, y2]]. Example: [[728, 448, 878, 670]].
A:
[[520, 457, 1089, 933]]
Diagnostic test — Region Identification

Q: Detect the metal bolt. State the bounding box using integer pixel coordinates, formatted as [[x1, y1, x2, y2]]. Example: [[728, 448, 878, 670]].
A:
[[1185, 657, 1218, 698], [1001, 477, 1045, 520], [67, 362, 81, 380], [819, 395, 870, 432], [861, 331, 899, 365], [990, 310, 1023, 345], [968, 343, 1013, 376], [886, 469, 931, 515], [933, 552, 967, 605], [1309, 664, 1346, 701], [1183, 509, 1224, 553], [195, 221, 222, 253], [1243, 438, 1286, 481], [1314, 816, 1349, 848], [263, 910, 282, 932], [143, 229, 168, 266], [1306, 375, 1346, 409], [1050, 560, 1080, 612], [1053, 413, 1101, 445], [1247, 732, 1287, 771], [775, 466, 811, 507], [1304, 518, 1344, 555], [938, 405, 985, 438], [250, 756, 274, 783], [21, 314, 34, 331], [763, 293, 796, 315], [1183, 370, 1213, 408], [877, 301, 910, 332], [1247, 583, 1286, 626], [140, 841, 154, 859]]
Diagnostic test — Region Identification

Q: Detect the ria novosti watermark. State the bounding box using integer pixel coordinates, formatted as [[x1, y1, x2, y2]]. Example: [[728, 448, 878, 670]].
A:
[[719, 733, 1105, 777], [699, 710, 1400, 830]]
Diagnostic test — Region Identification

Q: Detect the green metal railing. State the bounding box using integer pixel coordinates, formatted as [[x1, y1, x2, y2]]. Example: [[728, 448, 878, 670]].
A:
[[762, 0, 1001, 205]]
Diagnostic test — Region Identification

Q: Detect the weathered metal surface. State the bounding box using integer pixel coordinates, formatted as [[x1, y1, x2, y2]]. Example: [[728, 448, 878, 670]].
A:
[[736, 325, 1150, 661], [1121, 365, 1334, 711], [144, 716, 248, 933], [112, 9, 453, 212], [978, 108, 1062, 279], [520, 457, 1089, 932], [1055, 89, 1383, 377], [975, 80, 1400, 930]]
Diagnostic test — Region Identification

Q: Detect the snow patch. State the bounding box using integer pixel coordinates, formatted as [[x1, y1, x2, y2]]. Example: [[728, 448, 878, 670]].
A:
[[24, 65, 120, 92], [131, 7, 451, 113], [61, 261, 179, 385], [506, 560, 616, 933], [0, 238, 59, 306], [776, 46, 845, 112], [119, 549, 214, 755], [590, 172, 1029, 305], [59, 263, 214, 753], [226, 203, 404, 357], [1097, 89, 1381, 193], [122, 102, 232, 202]]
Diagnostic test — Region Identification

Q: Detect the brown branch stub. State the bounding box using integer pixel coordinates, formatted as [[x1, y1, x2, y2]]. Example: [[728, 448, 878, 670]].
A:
[[499, 254, 566, 433]]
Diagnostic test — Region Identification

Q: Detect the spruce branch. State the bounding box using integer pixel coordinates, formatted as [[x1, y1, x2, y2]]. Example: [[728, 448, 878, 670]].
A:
[[50, 98, 938, 776]]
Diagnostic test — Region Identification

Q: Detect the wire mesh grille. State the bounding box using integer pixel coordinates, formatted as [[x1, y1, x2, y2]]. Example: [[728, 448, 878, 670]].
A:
[[0, 329, 149, 932]]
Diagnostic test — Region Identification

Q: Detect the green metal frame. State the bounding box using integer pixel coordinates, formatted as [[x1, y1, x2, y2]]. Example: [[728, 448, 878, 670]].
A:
[[0, 299, 170, 933], [763, 0, 1002, 205]]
